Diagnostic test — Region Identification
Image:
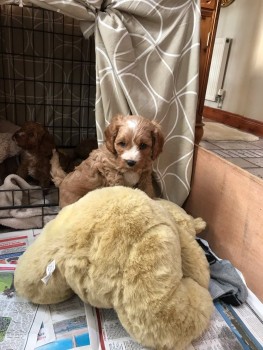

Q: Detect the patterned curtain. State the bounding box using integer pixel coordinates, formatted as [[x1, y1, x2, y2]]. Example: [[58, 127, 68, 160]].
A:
[[0, 0, 200, 206]]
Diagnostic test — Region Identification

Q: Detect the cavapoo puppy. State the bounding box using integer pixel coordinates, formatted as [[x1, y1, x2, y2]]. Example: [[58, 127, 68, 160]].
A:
[[50, 114, 164, 208], [13, 121, 56, 188], [12, 121, 79, 188]]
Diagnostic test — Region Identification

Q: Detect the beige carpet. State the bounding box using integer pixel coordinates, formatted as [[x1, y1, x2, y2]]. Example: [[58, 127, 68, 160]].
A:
[[202, 122, 259, 142]]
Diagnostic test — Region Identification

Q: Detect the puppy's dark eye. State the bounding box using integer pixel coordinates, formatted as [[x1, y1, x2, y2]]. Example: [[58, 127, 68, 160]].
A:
[[118, 141, 126, 147], [28, 132, 34, 137], [139, 143, 147, 150]]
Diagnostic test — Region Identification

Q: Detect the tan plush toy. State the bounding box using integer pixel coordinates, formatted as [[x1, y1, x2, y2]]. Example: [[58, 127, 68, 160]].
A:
[[0, 119, 21, 163], [14, 186, 213, 350]]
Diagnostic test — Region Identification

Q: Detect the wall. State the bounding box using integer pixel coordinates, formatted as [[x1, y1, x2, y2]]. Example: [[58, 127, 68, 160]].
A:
[[205, 0, 263, 122]]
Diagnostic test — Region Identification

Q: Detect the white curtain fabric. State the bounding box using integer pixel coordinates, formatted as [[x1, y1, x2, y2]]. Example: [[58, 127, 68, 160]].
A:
[[0, 0, 201, 205]]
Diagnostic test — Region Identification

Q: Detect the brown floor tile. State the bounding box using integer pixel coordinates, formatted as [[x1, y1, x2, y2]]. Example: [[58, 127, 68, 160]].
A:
[[227, 158, 257, 168], [200, 118, 263, 179], [250, 139, 263, 148], [246, 168, 263, 179], [201, 133, 263, 180], [243, 158, 263, 167], [199, 141, 220, 150], [214, 149, 263, 158], [209, 141, 262, 150]]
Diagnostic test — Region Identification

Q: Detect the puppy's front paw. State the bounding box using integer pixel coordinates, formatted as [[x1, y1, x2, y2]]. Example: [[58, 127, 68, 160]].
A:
[[50, 149, 60, 166]]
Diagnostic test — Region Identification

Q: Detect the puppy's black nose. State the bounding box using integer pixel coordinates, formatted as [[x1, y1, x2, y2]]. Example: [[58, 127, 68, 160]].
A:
[[126, 160, 136, 167]]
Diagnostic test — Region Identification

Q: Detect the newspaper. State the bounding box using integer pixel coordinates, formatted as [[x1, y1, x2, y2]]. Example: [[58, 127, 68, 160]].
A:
[[0, 230, 44, 350], [85, 306, 149, 350], [0, 229, 41, 264], [0, 264, 46, 350], [35, 295, 90, 349], [0, 229, 263, 350]]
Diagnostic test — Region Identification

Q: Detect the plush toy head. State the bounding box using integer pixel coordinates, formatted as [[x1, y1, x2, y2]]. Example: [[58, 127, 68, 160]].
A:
[[0, 119, 21, 164], [14, 186, 213, 350]]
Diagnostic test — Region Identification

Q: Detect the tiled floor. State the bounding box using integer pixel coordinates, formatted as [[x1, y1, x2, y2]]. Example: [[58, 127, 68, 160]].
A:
[[200, 134, 263, 180]]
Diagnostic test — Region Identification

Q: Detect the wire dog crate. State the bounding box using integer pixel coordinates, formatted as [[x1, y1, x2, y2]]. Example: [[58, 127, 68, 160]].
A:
[[0, 4, 96, 230]]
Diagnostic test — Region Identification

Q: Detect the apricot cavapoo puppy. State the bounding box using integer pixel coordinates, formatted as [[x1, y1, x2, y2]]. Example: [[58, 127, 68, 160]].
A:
[[12, 121, 56, 188], [50, 114, 164, 208]]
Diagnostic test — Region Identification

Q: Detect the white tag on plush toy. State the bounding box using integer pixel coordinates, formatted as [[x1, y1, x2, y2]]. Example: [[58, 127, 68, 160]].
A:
[[41, 260, 56, 285]]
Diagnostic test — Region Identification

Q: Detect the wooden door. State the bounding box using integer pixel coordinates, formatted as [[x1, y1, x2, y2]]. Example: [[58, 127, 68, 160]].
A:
[[195, 0, 221, 143]]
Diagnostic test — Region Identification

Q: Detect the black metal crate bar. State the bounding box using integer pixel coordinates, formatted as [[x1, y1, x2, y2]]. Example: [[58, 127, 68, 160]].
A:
[[0, 4, 96, 147], [0, 4, 97, 230]]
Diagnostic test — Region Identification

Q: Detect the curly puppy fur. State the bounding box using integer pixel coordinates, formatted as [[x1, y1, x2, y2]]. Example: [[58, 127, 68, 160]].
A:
[[12, 121, 55, 187], [51, 114, 164, 207]]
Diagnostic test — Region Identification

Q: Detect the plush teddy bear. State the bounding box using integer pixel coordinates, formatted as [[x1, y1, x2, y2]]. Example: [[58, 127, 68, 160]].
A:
[[14, 186, 213, 350], [0, 119, 21, 162]]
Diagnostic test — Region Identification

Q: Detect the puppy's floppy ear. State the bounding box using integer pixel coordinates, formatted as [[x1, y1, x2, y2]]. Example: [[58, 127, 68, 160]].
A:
[[104, 114, 124, 154], [151, 121, 164, 160], [38, 128, 56, 156]]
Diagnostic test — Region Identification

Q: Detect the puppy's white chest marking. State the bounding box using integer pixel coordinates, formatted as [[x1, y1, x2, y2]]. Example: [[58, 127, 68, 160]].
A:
[[24, 151, 37, 176], [124, 171, 140, 187]]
